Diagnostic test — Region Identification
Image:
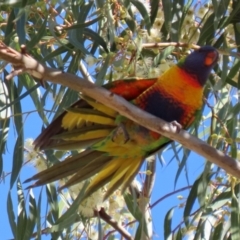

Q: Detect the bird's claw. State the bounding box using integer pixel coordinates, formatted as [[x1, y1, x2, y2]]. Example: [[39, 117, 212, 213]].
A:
[[112, 123, 129, 144], [170, 120, 182, 133]]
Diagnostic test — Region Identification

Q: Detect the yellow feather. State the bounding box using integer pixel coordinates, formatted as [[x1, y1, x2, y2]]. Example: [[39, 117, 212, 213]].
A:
[[61, 112, 78, 130], [80, 114, 115, 125], [107, 159, 132, 190], [82, 156, 144, 200], [83, 97, 117, 118], [87, 158, 120, 190], [76, 118, 85, 128], [62, 112, 116, 130], [62, 129, 112, 141], [122, 158, 141, 186]]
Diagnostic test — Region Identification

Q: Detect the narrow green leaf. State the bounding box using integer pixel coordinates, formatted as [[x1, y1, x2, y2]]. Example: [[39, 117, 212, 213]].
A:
[[46, 183, 59, 223], [228, 103, 240, 121], [164, 207, 174, 240], [49, 214, 81, 233], [83, 28, 108, 53], [162, 0, 172, 33], [170, 0, 184, 41], [27, 17, 47, 50], [174, 148, 190, 189], [24, 189, 37, 240], [96, 54, 110, 85], [197, 165, 212, 208], [123, 0, 130, 8], [216, 0, 230, 21], [125, 16, 137, 32], [189, 211, 202, 240], [55, 181, 88, 224], [231, 190, 240, 240], [212, 0, 230, 31], [7, 191, 17, 239], [47, 19, 74, 58], [0, 82, 40, 115], [134, 229, 141, 240], [4, 9, 15, 45], [130, 0, 151, 34], [175, 228, 183, 240], [65, 16, 103, 30], [197, 13, 215, 45], [68, 51, 82, 73], [230, 1, 240, 25], [135, 222, 148, 240], [221, 54, 229, 87], [220, 216, 231, 240], [104, 1, 115, 45], [77, 1, 94, 27], [19, 74, 48, 124], [0, 80, 11, 119], [17, 180, 27, 240], [212, 221, 223, 240], [216, 99, 230, 124], [49, 85, 67, 118], [150, 0, 160, 25], [213, 33, 225, 48], [207, 190, 231, 212], [36, 189, 42, 240], [124, 193, 148, 236], [10, 134, 23, 189], [71, 0, 83, 19], [11, 81, 23, 136], [21, 0, 28, 7], [43, 42, 73, 62], [184, 175, 201, 226], [124, 193, 143, 221], [15, 8, 26, 44], [236, 67, 240, 90], [72, 1, 94, 47], [0, 120, 9, 156], [226, 58, 240, 86], [67, 2, 97, 54], [68, 28, 91, 55], [234, 21, 240, 55], [52, 88, 79, 119], [153, 46, 175, 66]]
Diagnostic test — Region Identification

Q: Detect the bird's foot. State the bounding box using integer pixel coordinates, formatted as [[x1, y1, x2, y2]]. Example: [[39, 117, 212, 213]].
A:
[[112, 123, 130, 144], [170, 120, 182, 133]]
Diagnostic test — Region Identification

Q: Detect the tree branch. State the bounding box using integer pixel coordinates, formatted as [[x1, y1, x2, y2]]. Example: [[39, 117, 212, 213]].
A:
[[139, 156, 156, 240], [0, 42, 240, 179], [95, 208, 133, 240]]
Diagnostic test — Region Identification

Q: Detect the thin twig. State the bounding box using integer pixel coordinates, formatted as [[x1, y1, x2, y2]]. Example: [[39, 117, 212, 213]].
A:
[[78, 60, 94, 83], [150, 186, 192, 209], [95, 208, 133, 240], [142, 42, 199, 49], [142, 156, 156, 198]]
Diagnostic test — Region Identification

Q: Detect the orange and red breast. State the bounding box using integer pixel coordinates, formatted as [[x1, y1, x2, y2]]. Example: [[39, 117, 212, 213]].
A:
[[132, 66, 204, 139]]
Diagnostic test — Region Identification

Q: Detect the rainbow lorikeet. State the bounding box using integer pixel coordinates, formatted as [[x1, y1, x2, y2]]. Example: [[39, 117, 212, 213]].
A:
[[26, 46, 218, 199]]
